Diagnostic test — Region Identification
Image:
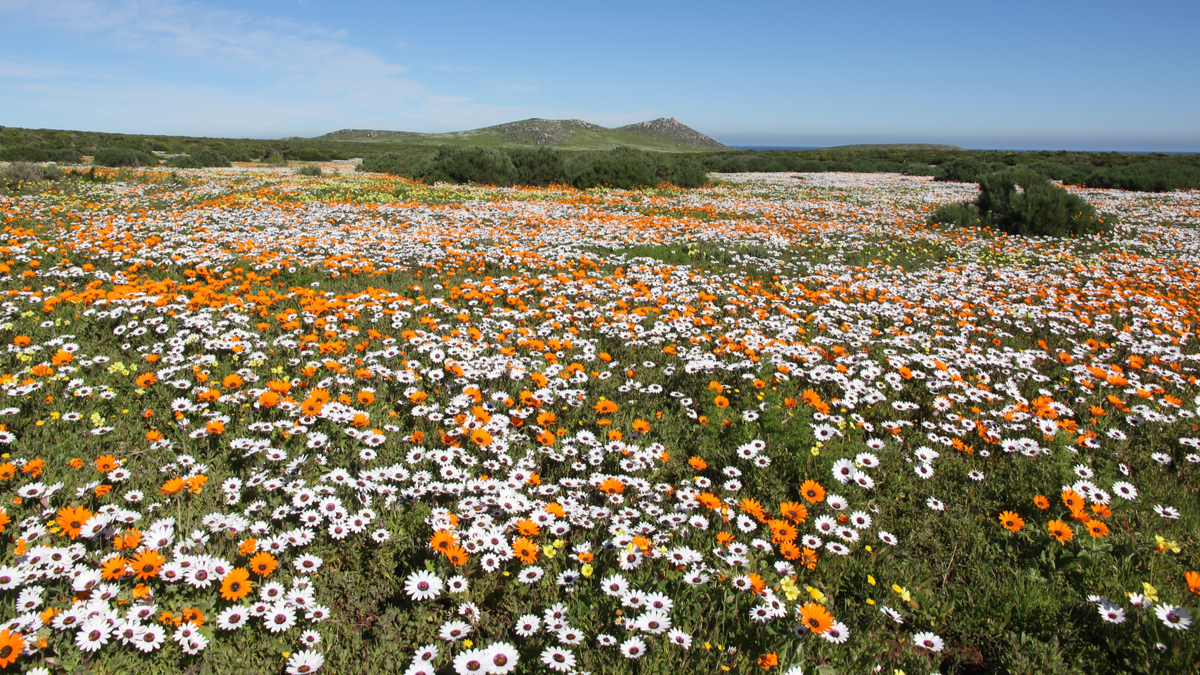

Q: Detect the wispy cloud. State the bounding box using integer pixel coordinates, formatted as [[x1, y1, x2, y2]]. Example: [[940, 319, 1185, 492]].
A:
[[0, 0, 421, 103], [0, 0, 660, 136]]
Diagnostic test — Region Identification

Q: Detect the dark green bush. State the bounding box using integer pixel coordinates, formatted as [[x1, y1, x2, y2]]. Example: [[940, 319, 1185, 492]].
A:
[[746, 154, 791, 172], [848, 158, 880, 173], [932, 168, 1115, 237], [167, 148, 231, 168], [284, 146, 341, 162], [0, 145, 82, 163], [361, 146, 705, 190], [646, 154, 707, 188], [1081, 161, 1200, 192], [934, 157, 993, 183], [566, 148, 658, 189], [902, 163, 937, 176], [359, 152, 432, 176], [703, 154, 751, 173], [93, 147, 159, 167], [296, 165, 324, 177], [421, 147, 518, 186], [507, 147, 569, 186], [928, 201, 982, 227]]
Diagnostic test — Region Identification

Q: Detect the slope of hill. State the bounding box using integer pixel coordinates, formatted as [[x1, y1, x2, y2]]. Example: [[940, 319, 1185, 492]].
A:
[[316, 118, 727, 152]]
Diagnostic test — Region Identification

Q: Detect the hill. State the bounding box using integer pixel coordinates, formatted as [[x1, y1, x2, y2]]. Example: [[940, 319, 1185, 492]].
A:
[[316, 117, 727, 152]]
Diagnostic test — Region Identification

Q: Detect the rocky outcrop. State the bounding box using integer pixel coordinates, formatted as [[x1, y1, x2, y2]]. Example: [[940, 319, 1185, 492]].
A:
[[616, 118, 727, 149]]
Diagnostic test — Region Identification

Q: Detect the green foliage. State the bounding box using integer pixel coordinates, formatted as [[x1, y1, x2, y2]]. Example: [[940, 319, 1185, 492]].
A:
[[93, 147, 160, 167], [358, 149, 438, 176], [296, 165, 324, 177], [902, 162, 937, 176], [1082, 161, 1200, 192], [0, 145, 82, 163], [166, 148, 232, 168], [421, 146, 519, 186], [934, 157, 996, 183], [565, 147, 658, 189], [507, 147, 568, 186], [361, 146, 707, 190], [643, 153, 708, 188], [928, 201, 983, 227], [933, 169, 1116, 237]]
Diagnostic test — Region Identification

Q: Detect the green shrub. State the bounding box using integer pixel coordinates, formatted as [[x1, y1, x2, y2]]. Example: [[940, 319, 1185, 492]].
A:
[[421, 147, 518, 186], [902, 162, 937, 176], [507, 147, 569, 186], [1081, 161, 1200, 192], [933, 157, 992, 183], [361, 147, 704, 190], [747, 154, 790, 172], [646, 154, 708, 188], [166, 155, 201, 168], [166, 149, 230, 169], [0, 145, 82, 163], [296, 165, 324, 177], [932, 168, 1115, 237], [93, 147, 159, 167], [928, 201, 982, 227], [567, 148, 658, 189], [359, 152, 431, 176], [847, 158, 880, 173], [702, 154, 752, 173], [284, 146, 341, 162]]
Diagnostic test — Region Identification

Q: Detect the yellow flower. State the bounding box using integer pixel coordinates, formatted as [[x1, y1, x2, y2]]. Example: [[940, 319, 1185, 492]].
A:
[[806, 586, 827, 603], [1143, 582, 1159, 602], [543, 546, 556, 559], [779, 577, 802, 602], [580, 564, 593, 578], [1154, 535, 1181, 553], [892, 585, 912, 602], [867, 575, 876, 586], [462, 639, 473, 648]]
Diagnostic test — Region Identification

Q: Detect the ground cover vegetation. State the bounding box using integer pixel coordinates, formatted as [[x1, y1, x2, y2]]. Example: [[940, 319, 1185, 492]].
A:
[[359, 147, 708, 189], [0, 160, 1198, 673]]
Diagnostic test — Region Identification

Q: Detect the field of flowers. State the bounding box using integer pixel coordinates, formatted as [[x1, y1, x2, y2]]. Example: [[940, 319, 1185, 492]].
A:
[[0, 165, 1198, 674]]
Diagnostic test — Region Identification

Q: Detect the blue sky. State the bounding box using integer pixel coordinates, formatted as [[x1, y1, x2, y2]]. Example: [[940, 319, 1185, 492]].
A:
[[1, 0, 1197, 150]]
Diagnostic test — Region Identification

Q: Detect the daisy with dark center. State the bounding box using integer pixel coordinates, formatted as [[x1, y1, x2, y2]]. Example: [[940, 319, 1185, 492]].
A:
[[799, 602, 834, 634], [540, 646, 575, 672], [1047, 520, 1073, 545], [998, 511, 1024, 532]]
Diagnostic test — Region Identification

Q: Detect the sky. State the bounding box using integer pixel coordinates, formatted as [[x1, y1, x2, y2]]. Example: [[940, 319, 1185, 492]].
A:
[[1, 0, 1198, 151]]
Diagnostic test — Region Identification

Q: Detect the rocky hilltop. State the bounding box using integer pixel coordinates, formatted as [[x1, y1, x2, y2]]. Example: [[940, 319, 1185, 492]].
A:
[[484, 119, 604, 145], [616, 118, 726, 150]]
